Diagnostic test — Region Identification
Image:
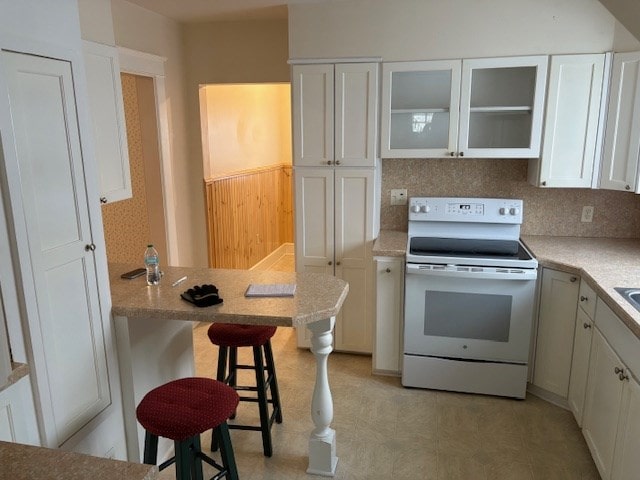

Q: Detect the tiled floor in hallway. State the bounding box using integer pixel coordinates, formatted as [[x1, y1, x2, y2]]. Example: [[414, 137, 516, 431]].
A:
[[157, 325, 599, 480]]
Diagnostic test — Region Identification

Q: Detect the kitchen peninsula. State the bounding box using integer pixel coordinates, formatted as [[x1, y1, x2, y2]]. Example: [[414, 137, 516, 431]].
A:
[[109, 264, 348, 477]]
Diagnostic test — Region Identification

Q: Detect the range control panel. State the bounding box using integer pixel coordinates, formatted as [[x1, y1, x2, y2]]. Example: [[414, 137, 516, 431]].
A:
[[408, 197, 523, 224]]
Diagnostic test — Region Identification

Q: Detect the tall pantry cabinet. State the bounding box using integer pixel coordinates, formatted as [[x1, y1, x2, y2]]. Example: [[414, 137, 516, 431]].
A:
[[0, 0, 126, 459], [292, 62, 378, 353]]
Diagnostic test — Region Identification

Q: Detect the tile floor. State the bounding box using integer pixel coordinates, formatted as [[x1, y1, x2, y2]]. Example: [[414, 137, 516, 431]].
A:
[[158, 250, 599, 479]]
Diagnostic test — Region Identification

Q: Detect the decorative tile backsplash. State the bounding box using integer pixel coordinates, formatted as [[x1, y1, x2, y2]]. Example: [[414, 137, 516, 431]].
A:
[[381, 158, 640, 238]]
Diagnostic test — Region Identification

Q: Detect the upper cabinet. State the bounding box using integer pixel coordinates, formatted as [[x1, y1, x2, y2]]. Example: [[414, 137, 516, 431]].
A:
[[83, 40, 131, 204], [292, 62, 378, 167], [381, 55, 547, 158], [528, 53, 608, 188], [599, 51, 640, 193]]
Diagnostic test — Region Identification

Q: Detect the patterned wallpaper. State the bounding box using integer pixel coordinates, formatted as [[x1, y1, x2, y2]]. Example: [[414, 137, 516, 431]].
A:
[[380, 158, 640, 238], [101, 73, 152, 266]]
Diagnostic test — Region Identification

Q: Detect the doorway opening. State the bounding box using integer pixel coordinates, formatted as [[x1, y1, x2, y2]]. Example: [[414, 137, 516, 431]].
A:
[[200, 83, 294, 271], [101, 73, 168, 265]]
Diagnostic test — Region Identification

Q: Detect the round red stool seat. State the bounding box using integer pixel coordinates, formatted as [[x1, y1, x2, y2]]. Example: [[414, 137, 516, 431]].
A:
[[136, 377, 239, 441], [208, 323, 276, 348]]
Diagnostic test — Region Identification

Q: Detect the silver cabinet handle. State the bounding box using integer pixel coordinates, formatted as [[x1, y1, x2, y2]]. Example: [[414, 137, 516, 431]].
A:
[[583, 323, 591, 329], [450, 152, 455, 157], [580, 296, 588, 302], [570, 277, 577, 283], [335, 160, 341, 165], [99, 196, 108, 204], [459, 152, 464, 157], [625, 185, 631, 190], [385, 268, 391, 273], [328, 261, 332, 265], [85, 243, 96, 252], [541, 181, 547, 186], [615, 367, 624, 374], [327, 160, 334, 165], [336, 261, 341, 266]]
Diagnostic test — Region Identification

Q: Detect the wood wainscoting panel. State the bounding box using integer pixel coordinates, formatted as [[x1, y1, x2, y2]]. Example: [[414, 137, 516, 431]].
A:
[[205, 164, 293, 269]]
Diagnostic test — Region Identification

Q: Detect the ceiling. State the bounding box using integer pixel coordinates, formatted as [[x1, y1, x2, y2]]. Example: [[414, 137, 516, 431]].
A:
[[123, 0, 295, 22]]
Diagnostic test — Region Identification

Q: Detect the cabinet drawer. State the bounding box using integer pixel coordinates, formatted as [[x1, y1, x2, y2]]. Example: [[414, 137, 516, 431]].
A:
[[578, 280, 597, 319]]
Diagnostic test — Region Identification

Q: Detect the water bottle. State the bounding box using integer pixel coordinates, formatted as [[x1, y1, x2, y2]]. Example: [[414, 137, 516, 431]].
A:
[[144, 244, 160, 286]]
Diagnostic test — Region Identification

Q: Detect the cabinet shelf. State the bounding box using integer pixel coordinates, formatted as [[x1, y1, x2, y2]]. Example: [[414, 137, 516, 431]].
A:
[[469, 106, 532, 113], [391, 108, 449, 114]]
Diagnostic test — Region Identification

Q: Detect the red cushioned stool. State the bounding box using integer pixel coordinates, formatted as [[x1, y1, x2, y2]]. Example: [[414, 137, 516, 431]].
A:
[[207, 324, 283, 457], [136, 377, 239, 480]]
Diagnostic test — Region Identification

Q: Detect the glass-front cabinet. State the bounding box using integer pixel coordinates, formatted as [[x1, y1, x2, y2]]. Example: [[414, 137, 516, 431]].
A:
[[381, 55, 548, 158]]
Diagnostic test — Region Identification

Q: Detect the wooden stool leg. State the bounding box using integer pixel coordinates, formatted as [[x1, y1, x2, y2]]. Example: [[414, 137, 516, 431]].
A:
[[264, 340, 283, 424], [143, 431, 158, 465], [215, 422, 239, 480], [253, 345, 272, 457]]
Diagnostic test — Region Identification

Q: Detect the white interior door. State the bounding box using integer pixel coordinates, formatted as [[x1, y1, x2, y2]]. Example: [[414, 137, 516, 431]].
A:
[[1, 50, 110, 447]]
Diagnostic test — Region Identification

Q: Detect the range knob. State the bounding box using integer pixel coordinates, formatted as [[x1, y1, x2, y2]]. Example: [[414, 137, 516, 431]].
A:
[[420, 205, 430, 213], [510, 207, 520, 215], [411, 204, 421, 213], [499, 207, 507, 215]]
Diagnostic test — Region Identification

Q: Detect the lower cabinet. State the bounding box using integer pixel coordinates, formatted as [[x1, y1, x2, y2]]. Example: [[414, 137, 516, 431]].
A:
[[533, 268, 579, 397], [373, 257, 404, 375], [567, 308, 593, 426], [0, 375, 39, 445], [582, 300, 640, 480]]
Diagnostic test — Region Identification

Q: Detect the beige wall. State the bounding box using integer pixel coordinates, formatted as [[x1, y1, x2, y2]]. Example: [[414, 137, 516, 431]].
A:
[[111, 0, 193, 265], [381, 159, 640, 238], [288, 0, 639, 60], [600, 0, 640, 45], [200, 83, 291, 178]]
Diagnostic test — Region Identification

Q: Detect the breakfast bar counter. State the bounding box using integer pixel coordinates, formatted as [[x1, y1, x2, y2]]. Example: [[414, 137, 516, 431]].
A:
[[109, 264, 349, 477]]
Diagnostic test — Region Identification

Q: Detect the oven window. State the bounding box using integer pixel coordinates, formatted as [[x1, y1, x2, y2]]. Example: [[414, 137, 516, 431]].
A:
[[424, 291, 511, 342]]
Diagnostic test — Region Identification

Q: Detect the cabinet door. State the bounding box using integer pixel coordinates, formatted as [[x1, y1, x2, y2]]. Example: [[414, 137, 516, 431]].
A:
[[533, 268, 579, 397], [83, 41, 131, 203], [294, 168, 334, 347], [600, 51, 640, 193], [380, 60, 461, 158], [1, 51, 111, 447], [612, 374, 640, 480], [292, 64, 334, 167], [334, 63, 378, 167], [373, 257, 404, 374], [0, 375, 40, 445], [567, 308, 593, 426], [582, 328, 625, 480], [533, 54, 605, 188], [334, 168, 375, 353], [459, 55, 548, 158]]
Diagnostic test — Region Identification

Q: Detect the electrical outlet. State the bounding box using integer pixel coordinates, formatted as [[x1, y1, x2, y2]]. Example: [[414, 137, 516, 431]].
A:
[[581, 206, 594, 223], [390, 189, 408, 206]]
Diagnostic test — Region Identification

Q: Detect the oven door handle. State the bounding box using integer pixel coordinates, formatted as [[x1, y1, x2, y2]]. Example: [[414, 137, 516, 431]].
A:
[[406, 263, 538, 280]]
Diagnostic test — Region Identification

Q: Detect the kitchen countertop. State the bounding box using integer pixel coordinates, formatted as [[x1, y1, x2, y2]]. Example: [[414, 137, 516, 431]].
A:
[[1, 362, 29, 394], [0, 441, 157, 479], [372, 230, 640, 340], [110, 263, 349, 327]]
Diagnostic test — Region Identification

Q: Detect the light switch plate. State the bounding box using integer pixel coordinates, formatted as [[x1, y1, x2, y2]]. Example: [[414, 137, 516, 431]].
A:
[[390, 189, 408, 206]]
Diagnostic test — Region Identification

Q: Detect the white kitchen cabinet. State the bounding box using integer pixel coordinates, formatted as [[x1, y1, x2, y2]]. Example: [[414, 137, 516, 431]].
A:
[[582, 300, 640, 480], [381, 55, 547, 158], [373, 257, 404, 375], [533, 268, 579, 398], [292, 62, 378, 167], [567, 280, 597, 425], [600, 51, 640, 193], [381, 60, 461, 158], [295, 167, 375, 353], [0, 47, 126, 458], [529, 54, 607, 188], [83, 40, 131, 203], [612, 374, 640, 480], [0, 375, 40, 445]]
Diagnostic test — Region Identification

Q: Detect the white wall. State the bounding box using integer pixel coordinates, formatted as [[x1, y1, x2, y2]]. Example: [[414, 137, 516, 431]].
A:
[[200, 83, 292, 178], [110, 0, 195, 265], [600, 0, 640, 44], [288, 0, 638, 60], [77, 0, 116, 44]]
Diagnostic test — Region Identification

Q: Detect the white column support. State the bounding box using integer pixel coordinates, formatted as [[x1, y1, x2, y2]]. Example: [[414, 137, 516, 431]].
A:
[[306, 316, 338, 476]]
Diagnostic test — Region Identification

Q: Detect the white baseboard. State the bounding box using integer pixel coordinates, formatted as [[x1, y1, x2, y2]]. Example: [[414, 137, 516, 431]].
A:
[[250, 243, 294, 271], [526, 383, 570, 410]]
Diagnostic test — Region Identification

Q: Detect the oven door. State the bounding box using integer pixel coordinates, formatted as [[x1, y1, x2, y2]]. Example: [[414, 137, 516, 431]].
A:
[[404, 263, 537, 363]]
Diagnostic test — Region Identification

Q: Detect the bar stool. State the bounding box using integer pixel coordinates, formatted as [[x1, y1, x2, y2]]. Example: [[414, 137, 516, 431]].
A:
[[136, 377, 240, 480], [207, 323, 283, 457]]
